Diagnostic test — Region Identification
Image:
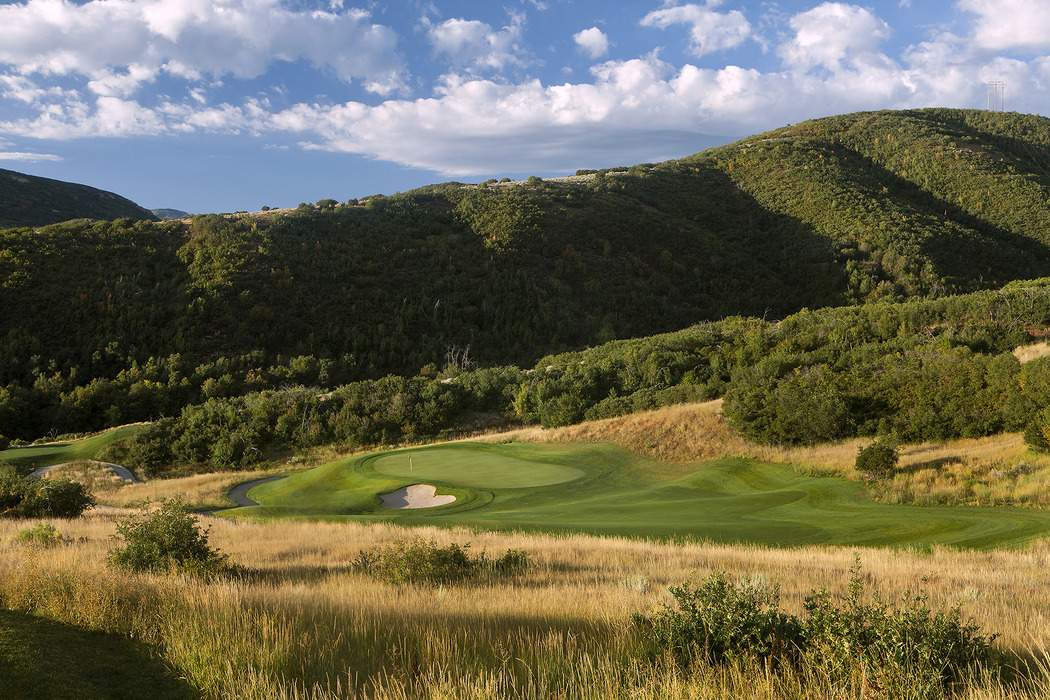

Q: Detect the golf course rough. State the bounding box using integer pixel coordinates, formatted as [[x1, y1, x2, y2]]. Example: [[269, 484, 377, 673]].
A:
[[232, 442, 1050, 550]]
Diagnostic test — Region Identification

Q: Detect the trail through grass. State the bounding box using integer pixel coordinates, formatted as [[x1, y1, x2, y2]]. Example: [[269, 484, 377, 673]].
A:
[[237, 442, 1050, 548]]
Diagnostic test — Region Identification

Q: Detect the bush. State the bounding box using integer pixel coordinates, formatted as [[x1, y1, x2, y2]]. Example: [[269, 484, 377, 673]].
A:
[[0, 475, 94, 518], [354, 537, 528, 586], [1024, 408, 1050, 452], [108, 498, 228, 576], [803, 557, 995, 690], [0, 434, 9, 451], [635, 558, 996, 690], [856, 439, 899, 479], [633, 572, 803, 667], [14, 522, 63, 547]]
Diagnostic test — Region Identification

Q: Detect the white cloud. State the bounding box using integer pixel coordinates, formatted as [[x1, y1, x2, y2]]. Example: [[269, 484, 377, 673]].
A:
[[0, 151, 63, 162], [779, 3, 892, 73], [0, 0, 405, 95], [5, 0, 1050, 181], [958, 0, 1050, 52], [426, 15, 529, 72], [641, 2, 752, 57], [574, 27, 609, 59]]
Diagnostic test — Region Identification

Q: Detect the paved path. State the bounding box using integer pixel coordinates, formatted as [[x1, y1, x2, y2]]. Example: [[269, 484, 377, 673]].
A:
[[28, 461, 138, 483], [224, 475, 287, 507]]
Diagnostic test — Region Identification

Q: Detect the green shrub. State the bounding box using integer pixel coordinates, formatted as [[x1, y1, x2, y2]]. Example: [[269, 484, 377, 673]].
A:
[[14, 522, 63, 547], [1024, 408, 1050, 452], [633, 572, 804, 667], [802, 557, 995, 690], [354, 537, 528, 586], [0, 434, 9, 451], [0, 476, 94, 518], [635, 558, 996, 690], [856, 439, 900, 479], [108, 498, 228, 576]]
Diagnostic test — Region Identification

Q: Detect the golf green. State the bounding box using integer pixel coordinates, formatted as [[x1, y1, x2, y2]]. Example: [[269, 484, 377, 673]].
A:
[[372, 447, 584, 488], [231, 441, 1050, 550]]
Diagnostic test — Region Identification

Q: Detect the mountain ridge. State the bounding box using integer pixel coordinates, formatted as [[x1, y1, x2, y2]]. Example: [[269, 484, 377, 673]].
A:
[[0, 167, 157, 228]]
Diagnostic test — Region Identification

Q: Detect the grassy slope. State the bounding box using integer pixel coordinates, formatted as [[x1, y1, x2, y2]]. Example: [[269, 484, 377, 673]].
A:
[[0, 425, 144, 475], [236, 441, 1050, 549], [0, 610, 196, 700]]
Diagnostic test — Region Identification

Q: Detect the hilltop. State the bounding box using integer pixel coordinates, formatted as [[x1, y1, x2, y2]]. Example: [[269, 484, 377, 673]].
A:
[[0, 168, 156, 228], [4, 108, 1050, 450]]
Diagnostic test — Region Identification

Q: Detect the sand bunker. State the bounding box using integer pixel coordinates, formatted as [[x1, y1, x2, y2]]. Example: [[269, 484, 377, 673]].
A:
[[380, 484, 456, 509]]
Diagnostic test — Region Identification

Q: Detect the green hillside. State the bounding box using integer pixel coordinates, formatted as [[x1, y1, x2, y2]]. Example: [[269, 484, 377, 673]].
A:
[[5, 108, 1050, 449], [0, 168, 157, 228]]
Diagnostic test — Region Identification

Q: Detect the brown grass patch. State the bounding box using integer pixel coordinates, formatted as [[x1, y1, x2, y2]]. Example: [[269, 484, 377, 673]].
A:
[[1014, 341, 1050, 363]]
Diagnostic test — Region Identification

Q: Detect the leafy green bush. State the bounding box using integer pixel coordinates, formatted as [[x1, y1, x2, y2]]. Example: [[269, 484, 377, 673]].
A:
[[635, 558, 996, 690], [633, 572, 803, 667], [1024, 408, 1050, 452], [0, 476, 94, 518], [856, 439, 900, 479], [354, 537, 528, 586], [108, 498, 228, 576], [14, 522, 62, 547], [803, 558, 995, 690]]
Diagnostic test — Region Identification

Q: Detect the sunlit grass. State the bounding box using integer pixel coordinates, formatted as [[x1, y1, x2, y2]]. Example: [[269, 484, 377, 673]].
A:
[[3, 513, 1050, 698]]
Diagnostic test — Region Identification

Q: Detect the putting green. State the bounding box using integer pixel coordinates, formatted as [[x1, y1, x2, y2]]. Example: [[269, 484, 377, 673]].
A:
[[372, 447, 584, 488], [231, 441, 1050, 550]]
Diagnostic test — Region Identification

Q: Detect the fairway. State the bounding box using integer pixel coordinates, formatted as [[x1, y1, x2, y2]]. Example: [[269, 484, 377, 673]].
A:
[[372, 447, 584, 488], [232, 441, 1050, 549], [0, 424, 145, 475]]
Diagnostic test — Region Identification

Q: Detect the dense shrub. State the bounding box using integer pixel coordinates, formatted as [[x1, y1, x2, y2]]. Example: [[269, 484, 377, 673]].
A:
[[633, 572, 803, 667], [108, 498, 228, 575], [354, 537, 528, 586], [635, 558, 996, 691], [0, 475, 94, 518], [856, 439, 900, 479], [1024, 407, 1050, 452]]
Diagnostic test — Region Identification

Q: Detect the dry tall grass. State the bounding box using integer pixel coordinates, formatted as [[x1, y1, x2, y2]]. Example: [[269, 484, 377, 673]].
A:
[[3, 514, 1050, 698], [1013, 341, 1050, 364]]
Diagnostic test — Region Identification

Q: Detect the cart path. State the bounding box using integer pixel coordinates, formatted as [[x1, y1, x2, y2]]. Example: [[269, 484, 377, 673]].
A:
[[224, 475, 287, 507], [28, 461, 137, 483]]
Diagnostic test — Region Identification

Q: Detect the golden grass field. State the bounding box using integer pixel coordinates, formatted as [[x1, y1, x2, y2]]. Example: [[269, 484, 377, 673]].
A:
[[4, 509, 1050, 699], [6, 401, 1050, 697]]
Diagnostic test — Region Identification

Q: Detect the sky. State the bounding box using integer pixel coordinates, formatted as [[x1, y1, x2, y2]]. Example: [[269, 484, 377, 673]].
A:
[[0, 0, 1048, 214]]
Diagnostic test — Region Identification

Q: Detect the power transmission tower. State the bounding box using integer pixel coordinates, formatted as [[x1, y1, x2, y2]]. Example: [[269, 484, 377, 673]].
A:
[[987, 81, 1006, 111]]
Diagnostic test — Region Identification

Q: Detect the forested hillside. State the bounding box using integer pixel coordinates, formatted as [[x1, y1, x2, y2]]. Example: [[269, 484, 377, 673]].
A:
[[0, 168, 157, 228], [4, 108, 1050, 451]]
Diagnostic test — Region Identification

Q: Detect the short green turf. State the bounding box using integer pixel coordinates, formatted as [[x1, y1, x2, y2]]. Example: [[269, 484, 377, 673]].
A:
[[0, 609, 197, 700], [373, 446, 584, 487], [227, 441, 1050, 549], [0, 425, 144, 475]]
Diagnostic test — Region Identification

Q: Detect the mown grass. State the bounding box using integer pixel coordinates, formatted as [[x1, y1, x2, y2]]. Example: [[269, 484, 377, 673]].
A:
[[0, 425, 145, 475], [3, 514, 1050, 699], [236, 442, 1050, 549], [491, 400, 1050, 508]]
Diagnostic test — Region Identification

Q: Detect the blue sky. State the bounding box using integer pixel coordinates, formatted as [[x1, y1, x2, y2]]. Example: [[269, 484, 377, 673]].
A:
[[0, 0, 1048, 213]]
